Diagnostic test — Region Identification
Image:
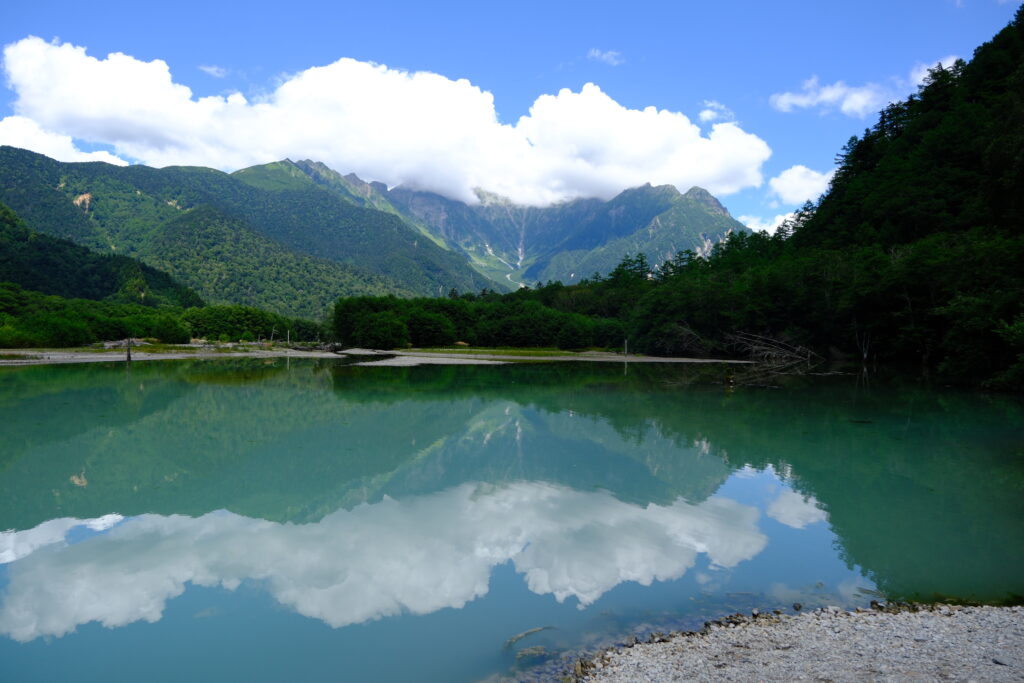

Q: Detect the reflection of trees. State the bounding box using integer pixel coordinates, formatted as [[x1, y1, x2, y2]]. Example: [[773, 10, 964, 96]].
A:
[[658, 381, 1024, 603], [0, 363, 186, 464], [0, 363, 189, 529], [1, 361, 739, 532], [2, 359, 1022, 604], [0, 360, 479, 530]]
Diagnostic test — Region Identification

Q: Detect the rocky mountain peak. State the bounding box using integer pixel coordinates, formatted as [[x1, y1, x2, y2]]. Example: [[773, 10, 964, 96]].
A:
[[683, 186, 731, 217]]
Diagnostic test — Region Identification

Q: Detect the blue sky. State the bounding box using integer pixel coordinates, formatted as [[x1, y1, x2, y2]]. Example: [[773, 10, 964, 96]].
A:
[[2, 0, 1019, 228]]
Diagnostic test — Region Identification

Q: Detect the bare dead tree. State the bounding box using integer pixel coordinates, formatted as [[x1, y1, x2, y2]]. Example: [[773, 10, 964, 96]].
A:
[[727, 332, 823, 376]]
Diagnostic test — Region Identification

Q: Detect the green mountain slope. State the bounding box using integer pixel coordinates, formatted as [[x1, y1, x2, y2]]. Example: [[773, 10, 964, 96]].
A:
[[291, 159, 452, 250], [141, 205, 411, 318], [230, 160, 320, 192], [528, 185, 746, 283], [0, 201, 202, 308], [229, 161, 493, 295], [0, 148, 494, 316]]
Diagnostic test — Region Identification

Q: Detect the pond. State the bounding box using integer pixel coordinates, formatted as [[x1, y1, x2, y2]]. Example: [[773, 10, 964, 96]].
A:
[[1, 359, 1022, 681]]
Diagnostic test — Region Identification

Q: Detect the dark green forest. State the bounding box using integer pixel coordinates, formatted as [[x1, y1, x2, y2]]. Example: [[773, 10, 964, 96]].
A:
[[0, 278, 321, 348], [331, 9, 1024, 389], [0, 203, 201, 308]]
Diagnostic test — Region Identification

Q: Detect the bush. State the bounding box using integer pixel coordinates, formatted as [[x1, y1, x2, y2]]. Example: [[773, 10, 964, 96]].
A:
[[406, 310, 456, 347], [353, 310, 409, 349], [20, 312, 91, 347], [556, 315, 593, 350], [149, 314, 191, 344]]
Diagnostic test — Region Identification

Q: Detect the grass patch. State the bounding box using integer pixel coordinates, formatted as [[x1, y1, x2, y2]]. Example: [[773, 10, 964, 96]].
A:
[[133, 344, 199, 354], [58, 344, 201, 354]]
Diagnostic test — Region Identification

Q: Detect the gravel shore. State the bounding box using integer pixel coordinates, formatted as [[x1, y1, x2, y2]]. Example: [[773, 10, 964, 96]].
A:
[[0, 346, 746, 366], [579, 605, 1023, 682]]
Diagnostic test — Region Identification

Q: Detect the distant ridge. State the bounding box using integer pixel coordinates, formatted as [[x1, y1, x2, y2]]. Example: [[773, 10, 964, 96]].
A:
[[289, 163, 748, 288]]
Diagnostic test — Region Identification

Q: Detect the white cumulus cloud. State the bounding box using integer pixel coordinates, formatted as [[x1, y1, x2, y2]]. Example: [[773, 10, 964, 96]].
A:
[[1, 36, 771, 206], [0, 482, 768, 641], [739, 212, 794, 235], [587, 48, 624, 66], [0, 115, 127, 165], [768, 164, 835, 205]]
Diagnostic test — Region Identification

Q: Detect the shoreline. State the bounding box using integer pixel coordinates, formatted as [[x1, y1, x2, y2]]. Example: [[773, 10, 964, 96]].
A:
[[574, 604, 1023, 682], [0, 346, 750, 367]]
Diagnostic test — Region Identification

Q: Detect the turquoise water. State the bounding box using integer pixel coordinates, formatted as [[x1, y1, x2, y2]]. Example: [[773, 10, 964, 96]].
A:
[[1, 359, 1022, 681]]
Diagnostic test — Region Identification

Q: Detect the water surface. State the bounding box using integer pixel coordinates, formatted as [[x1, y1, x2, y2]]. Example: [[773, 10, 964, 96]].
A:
[[1, 360, 1022, 681]]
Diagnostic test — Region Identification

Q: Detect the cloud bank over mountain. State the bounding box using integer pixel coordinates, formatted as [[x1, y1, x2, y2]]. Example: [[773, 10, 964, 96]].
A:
[[1, 37, 771, 206]]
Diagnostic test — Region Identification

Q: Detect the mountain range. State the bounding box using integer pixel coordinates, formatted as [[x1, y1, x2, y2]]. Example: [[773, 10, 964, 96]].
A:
[[291, 159, 746, 287], [0, 145, 745, 318]]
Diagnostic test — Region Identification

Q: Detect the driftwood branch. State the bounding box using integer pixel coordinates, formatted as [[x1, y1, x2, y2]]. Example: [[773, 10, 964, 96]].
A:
[[728, 333, 821, 366]]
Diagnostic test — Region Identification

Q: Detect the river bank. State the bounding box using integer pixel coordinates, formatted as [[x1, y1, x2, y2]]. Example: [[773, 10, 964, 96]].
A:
[[575, 604, 1023, 682], [0, 345, 750, 367]]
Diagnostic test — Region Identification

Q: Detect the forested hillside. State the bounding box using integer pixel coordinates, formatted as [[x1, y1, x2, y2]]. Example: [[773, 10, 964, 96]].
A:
[[0, 149, 491, 317], [141, 205, 410, 318], [330, 8, 1024, 389], [0, 201, 325, 347], [0, 202, 202, 308]]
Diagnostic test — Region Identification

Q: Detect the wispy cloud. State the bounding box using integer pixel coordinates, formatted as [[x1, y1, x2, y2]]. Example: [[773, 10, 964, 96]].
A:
[[587, 48, 624, 66], [770, 76, 888, 118], [770, 55, 961, 119], [698, 100, 734, 123], [198, 64, 228, 78]]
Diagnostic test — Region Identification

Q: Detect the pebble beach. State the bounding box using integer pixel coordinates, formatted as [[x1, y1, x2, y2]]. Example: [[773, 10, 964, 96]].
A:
[[578, 605, 1023, 682]]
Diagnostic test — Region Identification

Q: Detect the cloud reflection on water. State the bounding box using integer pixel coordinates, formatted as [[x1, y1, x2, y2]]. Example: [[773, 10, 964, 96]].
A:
[[766, 489, 827, 529], [0, 514, 123, 564], [0, 482, 767, 642]]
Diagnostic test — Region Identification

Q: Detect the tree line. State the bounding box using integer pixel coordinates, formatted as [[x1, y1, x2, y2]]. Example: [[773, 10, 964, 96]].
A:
[[0, 282, 321, 348]]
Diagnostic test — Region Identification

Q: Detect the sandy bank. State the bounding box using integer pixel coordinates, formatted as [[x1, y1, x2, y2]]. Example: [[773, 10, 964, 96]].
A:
[[579, 605, 1023, 682], [0, 347, 343, 366], [391, 349, 748, 364]]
